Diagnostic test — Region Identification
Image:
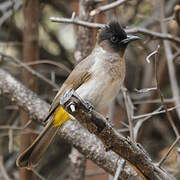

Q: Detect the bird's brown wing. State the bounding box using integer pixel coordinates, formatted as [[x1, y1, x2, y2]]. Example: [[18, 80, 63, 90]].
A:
[[16, 55, 94, 168], [44, 55, 94, 122]]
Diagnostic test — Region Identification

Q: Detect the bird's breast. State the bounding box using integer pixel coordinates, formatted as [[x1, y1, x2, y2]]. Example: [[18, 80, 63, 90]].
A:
[[75, 59, 124, 113]]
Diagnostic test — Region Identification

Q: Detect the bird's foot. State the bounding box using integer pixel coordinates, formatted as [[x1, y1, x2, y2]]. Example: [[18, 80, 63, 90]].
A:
[[70, 91, 94, 112], [60, 89, 94, 112]]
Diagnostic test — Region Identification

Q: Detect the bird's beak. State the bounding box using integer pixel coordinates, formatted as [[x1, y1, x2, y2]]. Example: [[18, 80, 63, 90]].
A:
[[121, 35, 140, 44]]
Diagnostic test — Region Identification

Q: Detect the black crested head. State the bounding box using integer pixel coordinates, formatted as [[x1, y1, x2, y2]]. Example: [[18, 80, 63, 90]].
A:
[[98, 21, 127, 50]]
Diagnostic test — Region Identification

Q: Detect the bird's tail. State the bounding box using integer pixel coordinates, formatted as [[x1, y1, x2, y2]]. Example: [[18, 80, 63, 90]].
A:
[[16, 106, 71, 168]]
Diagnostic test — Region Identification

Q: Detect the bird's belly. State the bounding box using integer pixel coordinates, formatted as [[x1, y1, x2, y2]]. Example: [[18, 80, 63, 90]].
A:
[[75, 77, 121, 113]]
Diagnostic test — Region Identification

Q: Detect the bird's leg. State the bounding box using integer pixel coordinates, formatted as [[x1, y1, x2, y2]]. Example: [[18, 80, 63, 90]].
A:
[[71, 91, 94, 112], [59, 88, 77, 113], [60, 89, 94, 112], [60, 88, 75, 105]]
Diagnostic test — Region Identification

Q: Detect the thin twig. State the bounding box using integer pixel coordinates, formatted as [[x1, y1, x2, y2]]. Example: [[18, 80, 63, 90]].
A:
[[0, 121, 32, 131], [16, 59, 71, 74], [31, 168, 46, 180], [0, 130, 39, 138], [134, 98, 175, 105], [132, 105, 180, 120], [154, 45, 179, 137], [90, 0, 127, 16], [0, 52, 59, 89], [173, 51, 180, 63], [157, 136, 180, 167], [127, 27, 180, 44], [146, 45, 160, 63], [134, 106, 163, 140], [50, 16, 104, 28], [134, 87, 157, 93], [148, 41, 180, 168], [122, 87, 134, 141], [50, 17, 180, 44], [8, 129, 13, 153]]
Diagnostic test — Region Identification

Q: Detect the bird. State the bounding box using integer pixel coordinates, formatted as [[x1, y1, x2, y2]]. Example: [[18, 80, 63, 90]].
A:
[[16, 20, 139, 168]]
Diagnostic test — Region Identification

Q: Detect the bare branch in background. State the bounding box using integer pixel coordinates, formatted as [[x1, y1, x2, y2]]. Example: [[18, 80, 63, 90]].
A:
[[31, 168, 46, 180], [50, 16, 104, 29], [132, 105, 180, 120], [90, 0, 127, 16], [50, 16, 180, 44], [158, 136, 180, 167], [153, 40, 180, 169], [160, 0, 180, 120], [134, 98, 176, 105], [134, 106, 163, 140], [146, 45, 160, 63], [127, 27, 180, 43], [0, 52, 59, 89], [154, 45, 179, 138], [17, 59, 72, 74], [122, 87, 134, 141]]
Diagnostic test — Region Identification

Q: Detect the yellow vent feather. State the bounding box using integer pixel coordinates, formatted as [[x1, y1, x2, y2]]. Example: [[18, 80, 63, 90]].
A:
[[53, 106, 70, 127]]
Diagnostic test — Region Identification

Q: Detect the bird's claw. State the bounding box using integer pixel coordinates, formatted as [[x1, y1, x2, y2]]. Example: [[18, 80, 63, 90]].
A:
[[60, 89, 94, 112]]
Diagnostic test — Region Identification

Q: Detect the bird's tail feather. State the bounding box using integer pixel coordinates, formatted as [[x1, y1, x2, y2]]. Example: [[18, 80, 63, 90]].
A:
[[16, 119, 58, 168], [16, 106, 71, 168]]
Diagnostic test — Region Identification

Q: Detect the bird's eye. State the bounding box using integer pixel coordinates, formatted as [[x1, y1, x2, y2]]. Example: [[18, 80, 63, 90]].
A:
[[111, 36, 118, 43]]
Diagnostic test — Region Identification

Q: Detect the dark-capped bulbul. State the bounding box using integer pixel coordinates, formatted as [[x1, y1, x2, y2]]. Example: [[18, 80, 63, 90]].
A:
[[16, 21, 139, 168]]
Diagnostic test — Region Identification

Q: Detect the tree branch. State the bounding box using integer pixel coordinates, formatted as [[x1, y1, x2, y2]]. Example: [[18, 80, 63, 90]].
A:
[[0, 52, 59, 89], [50, 17, 104, 28], [0, 68, 139, 179], [50, 17, 180, 44], [60, 90, 175, 180], [90, 0, 127, 16]]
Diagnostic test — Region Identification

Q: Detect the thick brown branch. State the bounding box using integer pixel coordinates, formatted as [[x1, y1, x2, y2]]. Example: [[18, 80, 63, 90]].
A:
[[0, 68, 139, 179], [61, 92, 175, 180]]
